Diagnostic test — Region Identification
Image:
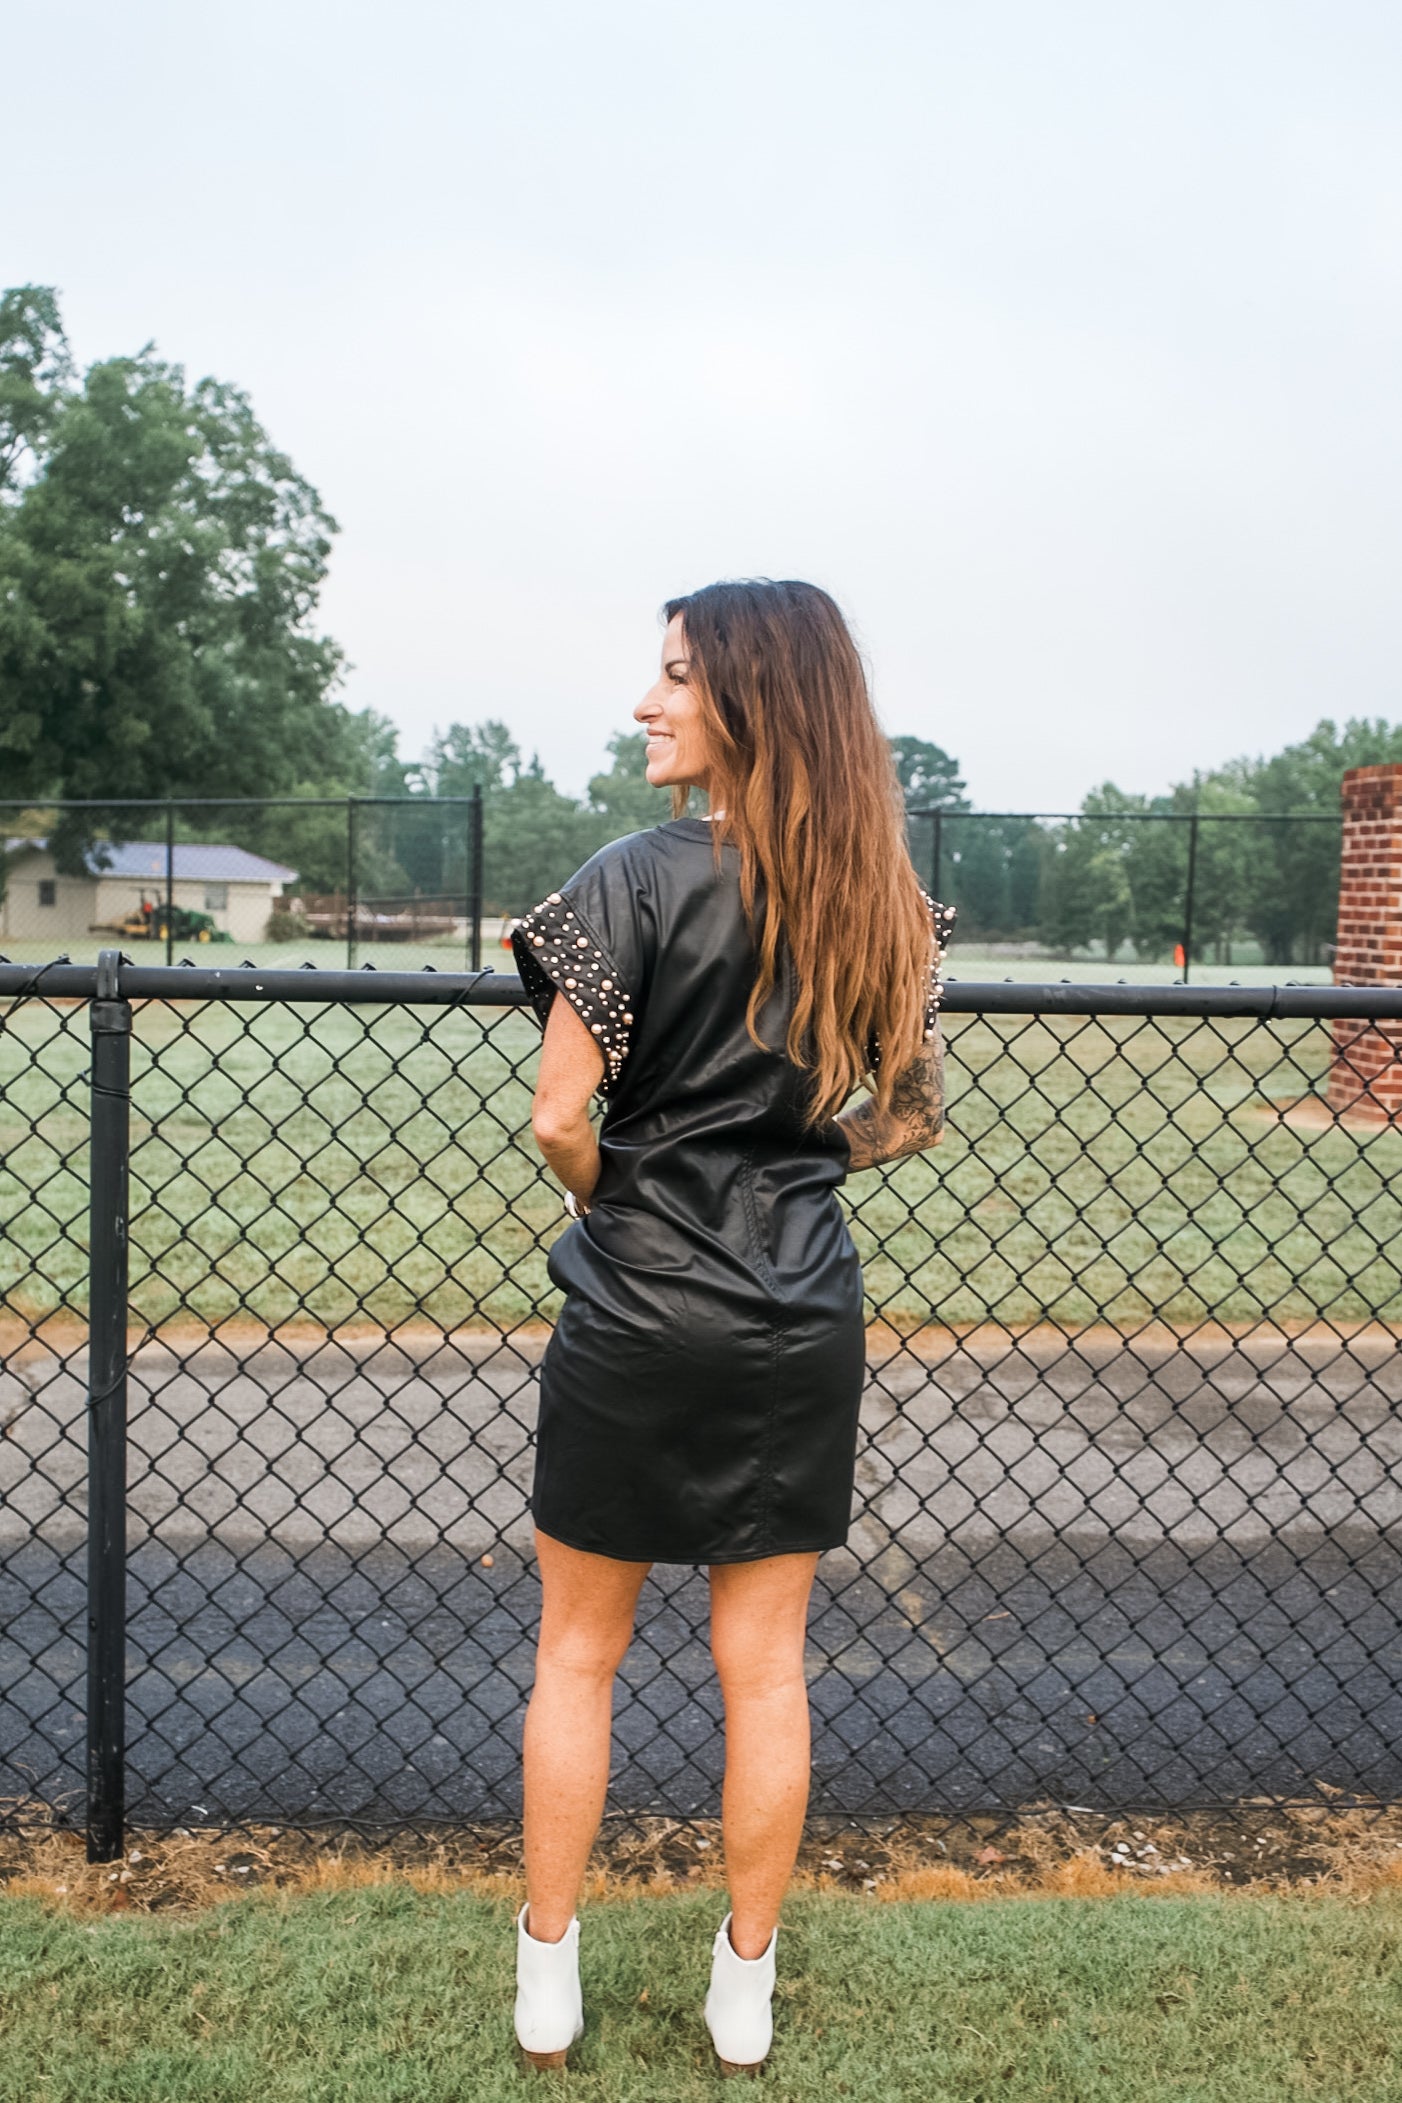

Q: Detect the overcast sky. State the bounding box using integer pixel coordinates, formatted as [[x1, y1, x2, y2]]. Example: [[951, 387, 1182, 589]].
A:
[[8, 0, 1401, 807]]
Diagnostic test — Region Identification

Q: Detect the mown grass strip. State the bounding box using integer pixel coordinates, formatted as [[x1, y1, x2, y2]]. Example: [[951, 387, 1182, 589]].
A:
[[1, 1885, 1399, 2101]]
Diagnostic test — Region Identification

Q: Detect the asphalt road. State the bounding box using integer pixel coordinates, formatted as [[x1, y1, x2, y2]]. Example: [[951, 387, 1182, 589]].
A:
[[4, 1326, 1400, 1825]]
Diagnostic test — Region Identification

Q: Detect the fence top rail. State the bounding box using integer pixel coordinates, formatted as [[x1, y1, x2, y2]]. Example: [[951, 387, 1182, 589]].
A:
[[2, 953, 1402, 1019]]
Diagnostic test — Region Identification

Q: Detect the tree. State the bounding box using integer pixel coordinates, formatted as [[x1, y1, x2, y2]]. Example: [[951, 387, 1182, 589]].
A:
[[0, 286, 348, 874], [423, 719, 523, 798], [1045, 719, 1402, 969], [888, 736, 968, 811], [1041, 786, 1150, 961], [200, 706, 423, 896], [0, 285, 72, 497], [1157, 769, 1257, 968], [586, 728, 677, 834], [484, 756, 602, 914], [417, 718, 606, 913], [935, 813, 1047, 938], [1240, 719, 1402, 965], [211, 710, 424, 891], [333, 707, 418, 799]]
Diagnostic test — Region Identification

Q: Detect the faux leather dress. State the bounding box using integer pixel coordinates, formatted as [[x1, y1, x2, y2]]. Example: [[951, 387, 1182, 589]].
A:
[[510, 815, 952, 1566]]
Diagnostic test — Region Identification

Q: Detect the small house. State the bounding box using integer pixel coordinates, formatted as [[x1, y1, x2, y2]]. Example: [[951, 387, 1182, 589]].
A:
[[0, 838, 298, 946]]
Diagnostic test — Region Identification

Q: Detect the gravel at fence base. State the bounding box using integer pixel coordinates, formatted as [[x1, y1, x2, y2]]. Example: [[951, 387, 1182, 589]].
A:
[[5, 1324, 1401, 1827]]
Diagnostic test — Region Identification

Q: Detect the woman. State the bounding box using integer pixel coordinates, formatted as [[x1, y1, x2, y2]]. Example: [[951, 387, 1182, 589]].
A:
[[508, 579, 954, 2077]]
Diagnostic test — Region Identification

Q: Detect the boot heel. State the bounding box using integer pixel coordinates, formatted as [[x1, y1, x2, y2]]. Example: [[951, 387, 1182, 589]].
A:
[[519, 2042, 573, 2071]]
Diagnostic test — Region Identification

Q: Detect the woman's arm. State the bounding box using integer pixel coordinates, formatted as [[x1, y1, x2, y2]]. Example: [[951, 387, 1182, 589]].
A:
[[834, 1016, 947, 1172], [531, 991, 606, 1207]]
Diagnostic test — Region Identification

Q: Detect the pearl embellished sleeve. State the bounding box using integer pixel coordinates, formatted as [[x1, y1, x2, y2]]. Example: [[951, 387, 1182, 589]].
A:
[[868, 892, 956, 1073], [510, 859, 646, 1100], [918, 890, 957, 1037]]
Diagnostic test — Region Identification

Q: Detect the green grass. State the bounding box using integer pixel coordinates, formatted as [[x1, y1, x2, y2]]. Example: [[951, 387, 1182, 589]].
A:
[[1, 1886, 1400, 2100], [3, 999, 1401, 1332], [0, 932, 1337, 986]]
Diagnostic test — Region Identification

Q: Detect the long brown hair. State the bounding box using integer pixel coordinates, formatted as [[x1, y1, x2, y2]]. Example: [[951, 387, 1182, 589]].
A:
[[663, 579, 936, 1127]]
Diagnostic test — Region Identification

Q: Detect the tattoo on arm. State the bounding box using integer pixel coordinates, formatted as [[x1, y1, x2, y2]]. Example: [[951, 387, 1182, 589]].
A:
[[835, 1022, 946, 1172]]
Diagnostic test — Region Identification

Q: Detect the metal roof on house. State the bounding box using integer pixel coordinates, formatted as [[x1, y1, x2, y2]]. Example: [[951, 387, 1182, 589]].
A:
[[4, 838, 298, 884]]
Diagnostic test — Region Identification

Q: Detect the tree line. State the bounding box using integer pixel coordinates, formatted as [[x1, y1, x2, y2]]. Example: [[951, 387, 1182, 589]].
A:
[[2, 286, 1393, 963], [920, 716, 1402, 966]]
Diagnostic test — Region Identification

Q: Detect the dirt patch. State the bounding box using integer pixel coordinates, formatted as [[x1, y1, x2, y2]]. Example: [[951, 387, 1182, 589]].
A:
[[4, 1797, 1401, 1918], [1244, 1095, 1400, 1135]]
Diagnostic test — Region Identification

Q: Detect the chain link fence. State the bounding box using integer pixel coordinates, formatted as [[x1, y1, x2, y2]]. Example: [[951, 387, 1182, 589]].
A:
[[0, 796, 487, 970], [907, 808, 1343, 976], [3, 955, 1401, 1860], [4, 796, 1344, 980]]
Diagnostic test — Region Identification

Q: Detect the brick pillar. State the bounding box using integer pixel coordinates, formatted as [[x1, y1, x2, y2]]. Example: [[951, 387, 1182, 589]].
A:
[[1328, 763, 1402, 1122]]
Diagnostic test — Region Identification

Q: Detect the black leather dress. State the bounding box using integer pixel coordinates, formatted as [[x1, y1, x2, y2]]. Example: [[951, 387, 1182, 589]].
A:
[[511, 816, 950, 1566]]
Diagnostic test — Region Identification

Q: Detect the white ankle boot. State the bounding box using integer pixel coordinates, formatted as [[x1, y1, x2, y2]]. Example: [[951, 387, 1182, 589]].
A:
[[703, 1910, 777, 2075], [514, 1901, 585, 2069]]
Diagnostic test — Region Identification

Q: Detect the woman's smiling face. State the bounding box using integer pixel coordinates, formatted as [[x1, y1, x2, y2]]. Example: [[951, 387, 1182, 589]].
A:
[[634, 612, 715, 796]]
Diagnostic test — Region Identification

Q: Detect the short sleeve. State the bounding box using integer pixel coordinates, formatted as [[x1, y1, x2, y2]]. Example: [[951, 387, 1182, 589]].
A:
[[918, 889, 957, 1037], [509, 839, 652, 1099], [869, 891, 956, 1073]]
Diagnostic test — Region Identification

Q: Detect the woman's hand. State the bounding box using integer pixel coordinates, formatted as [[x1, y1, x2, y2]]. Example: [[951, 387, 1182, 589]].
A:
[[834, 1017, 946, 1172], [531, 991, 606, 1208]]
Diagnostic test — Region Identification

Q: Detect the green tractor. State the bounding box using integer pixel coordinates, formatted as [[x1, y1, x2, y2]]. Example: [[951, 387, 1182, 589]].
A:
[[116, 898, 233, 943]]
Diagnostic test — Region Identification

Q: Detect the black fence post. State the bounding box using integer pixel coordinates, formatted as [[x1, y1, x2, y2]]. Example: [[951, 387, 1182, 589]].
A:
[[932, 810, 944, 903], [346, 795, 358, 971], [1181, 812, 1200, 985], [86, 948, 131, 1864], [164, 801, 174, 965], [469, 784, 484, 972]]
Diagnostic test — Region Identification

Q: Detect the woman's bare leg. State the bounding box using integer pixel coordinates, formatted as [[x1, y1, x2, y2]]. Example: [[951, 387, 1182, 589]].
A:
[[522, 1526, 652, 1942], [708, 1550, 821, 1959]]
